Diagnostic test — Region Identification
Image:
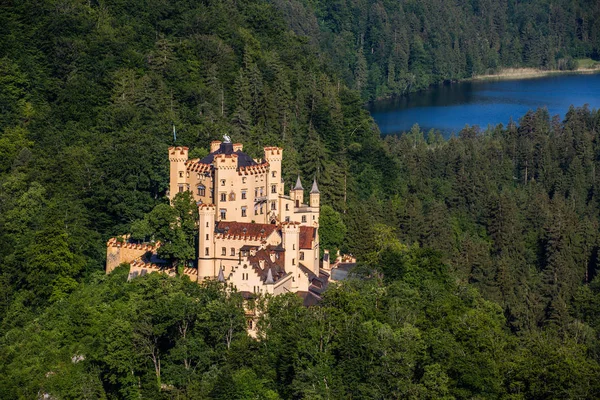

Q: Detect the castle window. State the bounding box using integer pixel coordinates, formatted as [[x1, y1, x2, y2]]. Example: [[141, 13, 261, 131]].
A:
[[178, 184, 184, 193], [206, 222, 209, 228], [222, 247, 226, 256], [272, 171, 276, 178], [186, 172, 190, 178], [296, 200, 299, 208], [205, 247, 209, 256], [254, 188, 258, 197], [220, 179, 226, 186], [271, 201, 276, 211], [231, 248, 235, 256], [206, 234, 209, 240], [260, 187, 264, 196], [179, 171, 184, 178], [292, 258, 295, 265], [285, 216, 290, 222], [241, 207, 247, 217], [293, 244, 295, 250], [229, 192, 235, 201], [302, 215, 307, 223], [271, 185, 277, 193], [197, 185, 205, 196], [220, 193, 226, 202], [286, 204, 289, 211], [241, 190, 247, 199], [197, 173, 200, 179], [313, 215, 315, 220], [242, 177, 247, 184], [300, 252, 304, 260], [248, 320, 253, 329], [220, 209, 226, 220], [260, 205, 263, 214]]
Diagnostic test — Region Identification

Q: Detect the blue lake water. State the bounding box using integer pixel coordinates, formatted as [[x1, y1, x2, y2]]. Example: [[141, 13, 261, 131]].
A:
[[367, 73, 600, 137]]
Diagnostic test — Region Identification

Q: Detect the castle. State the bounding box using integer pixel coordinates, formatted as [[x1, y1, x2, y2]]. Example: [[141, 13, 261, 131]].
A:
[[106, 138, 343, 302]]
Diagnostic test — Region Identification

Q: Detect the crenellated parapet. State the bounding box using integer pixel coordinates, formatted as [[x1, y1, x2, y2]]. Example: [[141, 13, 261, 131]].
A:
[[186, 160, 212, 173], [106, 236, 161, 274], [107, 236, 160, 251], [214, 153, 239, 170], [168, 146, 189, 162], [238, 162, 269, 175]]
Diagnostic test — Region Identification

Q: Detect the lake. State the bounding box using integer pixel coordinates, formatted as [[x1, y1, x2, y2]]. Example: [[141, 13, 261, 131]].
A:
[[367, 73, 600, 137]]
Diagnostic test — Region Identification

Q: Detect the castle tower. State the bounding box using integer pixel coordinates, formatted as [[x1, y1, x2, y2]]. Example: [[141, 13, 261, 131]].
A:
[[168, 146, 189, 201], [281, 222, 301, 289], [213, 151, 238, 221], [291, 176, 304, 208], [198, 204, 216, 280], [264, 147, 283, 222]]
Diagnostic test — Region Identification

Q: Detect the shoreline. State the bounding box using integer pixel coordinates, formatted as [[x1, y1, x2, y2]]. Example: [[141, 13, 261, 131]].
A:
[[469, 67, 600, 82]]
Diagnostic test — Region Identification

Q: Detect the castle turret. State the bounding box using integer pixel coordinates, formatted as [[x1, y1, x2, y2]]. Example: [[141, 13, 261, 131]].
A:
[[198, 204, 216, 280], [310, 177, 320, 208], [291, 176, 304, 207], [168, 146, 189, 201]]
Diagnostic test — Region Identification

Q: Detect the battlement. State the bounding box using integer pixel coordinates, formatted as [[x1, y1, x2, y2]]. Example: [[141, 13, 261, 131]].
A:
[[186, 161, 212, 173], [214, 153, 238, 169], [169, 146, 189, 162], [238, 162, 269, 175], [106, 236, 160, 251], [233, 143, 243, 152], [198, 203, 216, 211], [264, 147, 282, 156]]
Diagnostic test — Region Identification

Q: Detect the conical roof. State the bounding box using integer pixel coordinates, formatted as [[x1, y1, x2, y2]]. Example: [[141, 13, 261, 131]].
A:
[[217, 266, 225, 282], [294, 175, 304, 190], [265, 268, 274, 284], [310, 177, 320, 194]]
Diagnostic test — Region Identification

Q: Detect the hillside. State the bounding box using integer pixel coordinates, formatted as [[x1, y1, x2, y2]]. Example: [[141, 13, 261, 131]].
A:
[[2, 1, 600, 398]]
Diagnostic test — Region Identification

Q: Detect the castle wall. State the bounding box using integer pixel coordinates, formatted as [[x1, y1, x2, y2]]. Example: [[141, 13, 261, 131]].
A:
[[106, 238, 157, 273]]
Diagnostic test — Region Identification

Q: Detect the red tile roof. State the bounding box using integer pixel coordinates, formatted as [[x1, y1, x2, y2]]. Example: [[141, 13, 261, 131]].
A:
[[216, 221, 279, 238], [299, 226, 315, 249]]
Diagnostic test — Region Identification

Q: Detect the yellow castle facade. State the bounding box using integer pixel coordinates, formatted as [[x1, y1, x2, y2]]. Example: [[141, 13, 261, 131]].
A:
[[107, 138, 329, 301]]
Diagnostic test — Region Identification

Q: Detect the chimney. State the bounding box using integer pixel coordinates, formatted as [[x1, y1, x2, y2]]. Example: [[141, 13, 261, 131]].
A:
[[210, 141, 222, 152]]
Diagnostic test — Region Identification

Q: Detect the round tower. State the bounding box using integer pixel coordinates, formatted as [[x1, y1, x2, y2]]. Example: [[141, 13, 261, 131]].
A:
[[169, 146, 189, 202], [198, 204, 216, 281], [281, 221, 301, 289]]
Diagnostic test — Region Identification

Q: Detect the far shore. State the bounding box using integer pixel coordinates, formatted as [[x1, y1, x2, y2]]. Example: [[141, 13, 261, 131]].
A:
[[470, 66, 600, 81]]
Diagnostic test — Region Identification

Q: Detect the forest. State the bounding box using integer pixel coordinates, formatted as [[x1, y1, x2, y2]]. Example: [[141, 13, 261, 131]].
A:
[[1, 0, 600, 398]]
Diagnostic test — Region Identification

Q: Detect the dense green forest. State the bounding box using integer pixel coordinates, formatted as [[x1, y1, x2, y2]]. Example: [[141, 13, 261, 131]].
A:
[[2, 0, 600, 398], [271, 0, 600, 98]]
